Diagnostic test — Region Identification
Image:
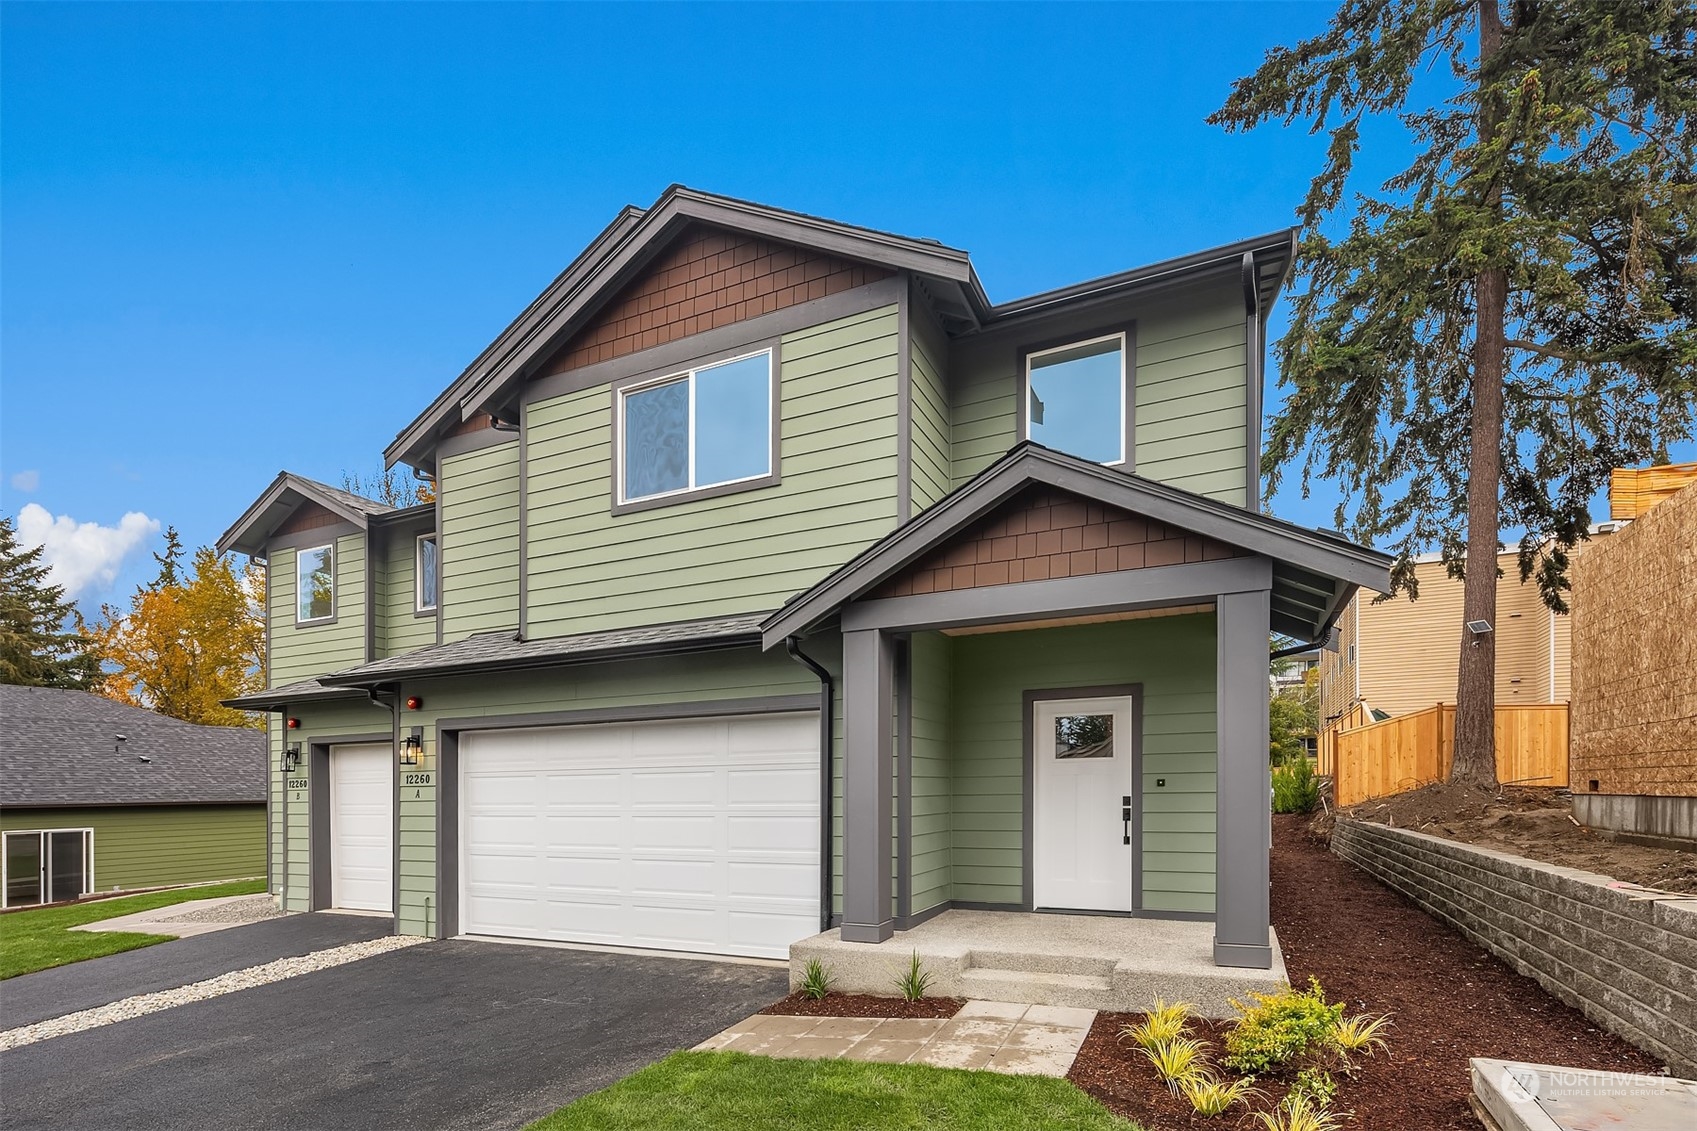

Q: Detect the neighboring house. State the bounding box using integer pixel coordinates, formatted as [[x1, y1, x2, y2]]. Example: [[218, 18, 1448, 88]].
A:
[[1315, 537, 1617, 726], [1570, 475, 1697, 846], [220, 187, 1389, 971], [0, 685, 266, 908]]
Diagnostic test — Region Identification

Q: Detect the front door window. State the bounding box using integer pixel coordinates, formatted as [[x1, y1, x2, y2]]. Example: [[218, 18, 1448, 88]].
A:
[[1033, 695, 1136, 912]]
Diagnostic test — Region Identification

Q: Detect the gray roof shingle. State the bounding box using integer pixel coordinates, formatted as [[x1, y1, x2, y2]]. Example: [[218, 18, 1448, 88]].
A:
[[0, 686, 267, 808]]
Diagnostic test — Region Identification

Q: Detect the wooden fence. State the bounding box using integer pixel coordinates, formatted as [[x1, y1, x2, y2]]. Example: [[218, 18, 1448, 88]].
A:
[[1327, 703, 1569, 807]]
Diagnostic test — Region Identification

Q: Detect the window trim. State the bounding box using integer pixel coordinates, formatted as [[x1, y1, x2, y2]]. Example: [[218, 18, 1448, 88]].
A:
[[294, 542, 337, 627], [609, 341, 783, 516], [1017, 325, 1135, 469], [415, 533, 439, 614]]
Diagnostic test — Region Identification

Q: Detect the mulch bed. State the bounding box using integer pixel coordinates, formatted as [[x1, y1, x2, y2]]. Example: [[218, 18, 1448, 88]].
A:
[[1069, 1015, 1253, 1129], [759, 991, 963, 1019], [1069, 815, 1664, 1129]]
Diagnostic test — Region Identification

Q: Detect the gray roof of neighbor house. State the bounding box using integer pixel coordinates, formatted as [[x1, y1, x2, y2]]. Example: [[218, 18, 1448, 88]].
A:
[[384, 184, 1299, 472], [0, 686, 267, 809], [216, 471, 398, 558]]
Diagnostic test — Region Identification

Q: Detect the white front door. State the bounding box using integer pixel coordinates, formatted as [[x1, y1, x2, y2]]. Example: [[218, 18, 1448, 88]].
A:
[[459, 711, 819, 959], [1033, 695, 1135, 912], [330, 743, 393, 912]]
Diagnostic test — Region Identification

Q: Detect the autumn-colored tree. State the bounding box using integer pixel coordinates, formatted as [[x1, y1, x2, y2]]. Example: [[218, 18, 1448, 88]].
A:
[[91, 546, 266, 727]]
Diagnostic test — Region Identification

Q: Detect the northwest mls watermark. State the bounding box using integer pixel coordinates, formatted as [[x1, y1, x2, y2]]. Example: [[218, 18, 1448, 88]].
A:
[[1499, 1065, 1687, 1104]]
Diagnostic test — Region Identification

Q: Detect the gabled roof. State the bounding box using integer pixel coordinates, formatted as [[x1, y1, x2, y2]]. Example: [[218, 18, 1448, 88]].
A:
[[384, 184, 1299, 472], [761, 443, 1392, 648], [216, 472, 396, 557], [0, 686, 266, 808], [316, 613, 768, 689]]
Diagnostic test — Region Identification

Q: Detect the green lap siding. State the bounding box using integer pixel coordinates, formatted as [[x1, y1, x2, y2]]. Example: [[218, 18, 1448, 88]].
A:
[[524, 305, 901, 637], [440, 440, 521, 642], [268, 534, 368, 686], [0, 805, 265, 894], [909, 310, 951, 514], [377, 520, 436, 657], [941, 614, 1218, 914], [908, 631, 953, 915]]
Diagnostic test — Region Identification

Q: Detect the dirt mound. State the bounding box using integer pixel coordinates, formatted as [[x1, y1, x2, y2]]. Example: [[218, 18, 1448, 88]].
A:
[[1323, 782, 1697, 894]]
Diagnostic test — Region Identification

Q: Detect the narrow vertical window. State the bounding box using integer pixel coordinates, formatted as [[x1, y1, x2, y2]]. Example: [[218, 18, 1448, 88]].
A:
[[416, 534, 438, 612], [296, 544, 335, 623]]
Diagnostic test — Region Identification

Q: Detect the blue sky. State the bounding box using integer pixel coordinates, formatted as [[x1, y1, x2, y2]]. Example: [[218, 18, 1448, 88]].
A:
[[1, 3, 1676, 611]]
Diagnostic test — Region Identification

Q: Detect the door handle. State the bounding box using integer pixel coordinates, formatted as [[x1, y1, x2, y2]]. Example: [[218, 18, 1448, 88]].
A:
[[1122, 795, 1132, 846]]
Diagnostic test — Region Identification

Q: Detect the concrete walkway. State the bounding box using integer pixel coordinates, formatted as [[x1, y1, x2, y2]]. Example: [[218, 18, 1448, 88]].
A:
[[694, 1000, 1097, 1076], [69, 893, 283, 938]]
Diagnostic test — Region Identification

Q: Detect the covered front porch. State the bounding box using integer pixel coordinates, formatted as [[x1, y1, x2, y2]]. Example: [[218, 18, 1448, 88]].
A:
[[763, 443, 1390, 997], [791, 908, 1286, 1017]]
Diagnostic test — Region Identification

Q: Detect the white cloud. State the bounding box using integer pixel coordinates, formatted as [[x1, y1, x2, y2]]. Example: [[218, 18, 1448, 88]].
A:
[[15, 503, 160, 598], [9, 470, 40, 492]]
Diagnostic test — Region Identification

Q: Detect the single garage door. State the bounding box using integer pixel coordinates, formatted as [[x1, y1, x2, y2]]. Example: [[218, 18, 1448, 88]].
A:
[[330, 743, 393, 912], [460, 711, 818, 959]]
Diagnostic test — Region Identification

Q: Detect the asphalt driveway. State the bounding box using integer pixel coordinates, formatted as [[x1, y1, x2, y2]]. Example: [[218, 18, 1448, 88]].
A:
[[0, 933, 789, 1131]]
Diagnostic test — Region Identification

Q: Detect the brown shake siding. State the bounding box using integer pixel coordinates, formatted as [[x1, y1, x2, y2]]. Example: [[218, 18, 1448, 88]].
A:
[[540, 225, 891, 375], [273, 502, 342, 536], [873, 487, 1241, 599]]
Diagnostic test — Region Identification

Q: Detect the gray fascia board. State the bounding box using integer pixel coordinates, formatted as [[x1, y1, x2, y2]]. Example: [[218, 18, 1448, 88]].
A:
[[976, 228, 1299, 328], [383, 205, 648, 470], [840, 558, 1270, 635], [319, 632, 763, 689], [217, 473, 378, 557], [761, 445, 1390, 647], [456, 190, 975, 425]]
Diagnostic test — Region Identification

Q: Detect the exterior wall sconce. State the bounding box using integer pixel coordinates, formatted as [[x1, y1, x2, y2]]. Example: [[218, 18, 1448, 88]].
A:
[[283, 744, 303, 771], [405, 695, 424, 711], [400, 727, 424, 766], [286, 717, 301, 730]]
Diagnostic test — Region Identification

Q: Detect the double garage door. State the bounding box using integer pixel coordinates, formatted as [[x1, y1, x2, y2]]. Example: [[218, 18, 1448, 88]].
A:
[[460, 712, 819, 960]]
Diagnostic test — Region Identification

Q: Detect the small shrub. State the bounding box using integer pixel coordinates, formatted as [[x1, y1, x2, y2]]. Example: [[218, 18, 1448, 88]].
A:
[[1331, 1011, 1392, 1061], [1251, 1092, 1342, 1131], [1178, 1070, 1261, 1116], [1120, 999, 1195, 1049], [1223, 977, 1345, 1074], [798, 958, 833, 1000], [1291, 1066, 1338, 1108], [893, 950, 933, 1002], [1140, 1035, 1209, 1093], [1271, 757, 1321, 814]]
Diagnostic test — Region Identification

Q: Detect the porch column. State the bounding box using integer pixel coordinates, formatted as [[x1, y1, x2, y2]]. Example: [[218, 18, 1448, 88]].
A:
[[1215, 586, 1273, 968], [841, 626, 895, 943]]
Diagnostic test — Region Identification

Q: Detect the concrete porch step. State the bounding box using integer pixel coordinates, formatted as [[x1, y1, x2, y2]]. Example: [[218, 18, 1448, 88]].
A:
[[960, 968, 1116, 1009], [964, 949, 1118, 978]]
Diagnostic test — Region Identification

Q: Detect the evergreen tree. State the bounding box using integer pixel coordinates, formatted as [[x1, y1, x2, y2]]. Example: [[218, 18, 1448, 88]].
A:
[[0, 515, 102, 689], [149, 526, 185, 590], [1212, 1, 1697, 786]]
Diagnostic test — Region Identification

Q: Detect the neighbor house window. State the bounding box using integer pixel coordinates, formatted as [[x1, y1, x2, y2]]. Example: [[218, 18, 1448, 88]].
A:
[[296, 544, 335, 623], [618, 349, 773, 504], [416, 534, 438, 612], [1024, 333, 1127, 465]]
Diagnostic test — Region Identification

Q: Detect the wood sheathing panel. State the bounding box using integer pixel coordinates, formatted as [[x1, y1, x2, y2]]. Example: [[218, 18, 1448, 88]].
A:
[[539, 225, 891, 376], [1571, 480, 1697, 796], [871, 486, 1241, 600]]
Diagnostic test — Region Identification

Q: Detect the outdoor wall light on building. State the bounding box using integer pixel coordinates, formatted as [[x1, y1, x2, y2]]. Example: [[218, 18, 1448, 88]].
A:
[[283, 744, 303, 771], [400, 727, 424, 766]]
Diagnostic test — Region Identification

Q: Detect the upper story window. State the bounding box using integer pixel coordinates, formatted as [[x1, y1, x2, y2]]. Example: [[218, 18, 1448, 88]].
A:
[[416, 534, 438, 613], [617, 348, 774, 506], [1024, 333, 1127, 465], [296, 544, 335, 624]]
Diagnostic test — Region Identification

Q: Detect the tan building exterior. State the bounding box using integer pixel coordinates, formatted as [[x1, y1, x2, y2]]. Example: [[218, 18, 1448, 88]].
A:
[[1317, 540, 1613, 725]]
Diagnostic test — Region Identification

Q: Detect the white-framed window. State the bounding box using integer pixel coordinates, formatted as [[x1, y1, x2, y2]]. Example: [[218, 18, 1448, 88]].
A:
[[1024, 332, 1127, 465], [2, 827, 94, 908], [416, 533, 439, 613], [617, 348, 774, 504], [296, 544, 335, 624]]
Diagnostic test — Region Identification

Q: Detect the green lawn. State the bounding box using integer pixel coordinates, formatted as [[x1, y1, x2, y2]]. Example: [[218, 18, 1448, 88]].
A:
[[0, 879, 267, 980], [526, 1051, 1138, 1131]]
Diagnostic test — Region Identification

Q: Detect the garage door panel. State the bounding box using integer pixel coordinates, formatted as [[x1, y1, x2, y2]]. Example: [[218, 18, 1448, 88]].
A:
[[331, 744, 394, 913], [461, 712, 819, 959]]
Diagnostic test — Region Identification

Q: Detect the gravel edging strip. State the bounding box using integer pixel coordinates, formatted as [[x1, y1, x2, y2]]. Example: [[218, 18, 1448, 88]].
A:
[[0, 934, 428, 1052]]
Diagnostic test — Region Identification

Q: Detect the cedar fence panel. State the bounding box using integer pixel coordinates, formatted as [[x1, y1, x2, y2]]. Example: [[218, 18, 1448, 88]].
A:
[[1331, 703, 1569, 807]]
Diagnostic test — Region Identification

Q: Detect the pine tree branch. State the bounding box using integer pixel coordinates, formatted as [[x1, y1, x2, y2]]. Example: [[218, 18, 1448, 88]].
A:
[[1505, 338, 1606, 365]]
